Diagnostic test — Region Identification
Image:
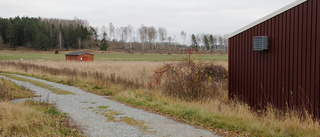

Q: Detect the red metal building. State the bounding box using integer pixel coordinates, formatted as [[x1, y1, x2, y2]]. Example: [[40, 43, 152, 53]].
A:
[[228, 0, 319, 118], [65, 52, 94, 61]]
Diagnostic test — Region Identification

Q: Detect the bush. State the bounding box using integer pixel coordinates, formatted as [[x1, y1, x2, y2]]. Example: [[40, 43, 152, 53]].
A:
[[149, 46, 228, 101], [55, 50, 59, 54]]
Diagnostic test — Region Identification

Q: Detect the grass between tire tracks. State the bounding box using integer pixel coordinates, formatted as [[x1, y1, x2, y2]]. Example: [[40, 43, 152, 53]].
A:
[[93, 106, 154, 134], [3, 71, 320, 137], [0, 77, 83, 136]]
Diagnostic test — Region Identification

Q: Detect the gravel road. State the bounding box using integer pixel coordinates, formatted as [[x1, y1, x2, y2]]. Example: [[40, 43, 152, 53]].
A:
[[1, 74, 218, 137]]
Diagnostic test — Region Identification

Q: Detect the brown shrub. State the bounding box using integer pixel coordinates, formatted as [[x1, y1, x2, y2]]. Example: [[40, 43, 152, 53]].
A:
[[149, 46, 228, 101]]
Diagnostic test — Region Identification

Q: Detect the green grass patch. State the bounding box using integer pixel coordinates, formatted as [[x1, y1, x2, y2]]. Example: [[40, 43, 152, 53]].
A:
[[0, 73, 74, 95], [97, 106, 110, 109], [93, 105, 153, 133], [0, 51, 228, 61], [0, 52, 65, 61]]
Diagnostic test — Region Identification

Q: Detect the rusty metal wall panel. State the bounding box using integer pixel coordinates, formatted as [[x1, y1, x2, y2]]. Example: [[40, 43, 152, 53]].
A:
[[228, 0, 319, 118]]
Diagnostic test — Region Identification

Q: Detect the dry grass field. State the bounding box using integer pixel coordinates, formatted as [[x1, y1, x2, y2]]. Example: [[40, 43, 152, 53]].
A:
[[2, 60, 228, 86]]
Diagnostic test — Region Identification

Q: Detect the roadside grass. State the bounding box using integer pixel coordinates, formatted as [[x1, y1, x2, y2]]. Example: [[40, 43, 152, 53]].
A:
[[0, 51, 228, 61], [0, 77, 34, 100], [0, 73, 74, 95], [0, 77, 83, 136], [0, 101, 83, 136], [4, 71, 320, 137]]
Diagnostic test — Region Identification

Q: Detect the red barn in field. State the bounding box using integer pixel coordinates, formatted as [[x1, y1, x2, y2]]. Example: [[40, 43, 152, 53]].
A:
[[228, 0, 320, 118], [65, 52, 94, 61]]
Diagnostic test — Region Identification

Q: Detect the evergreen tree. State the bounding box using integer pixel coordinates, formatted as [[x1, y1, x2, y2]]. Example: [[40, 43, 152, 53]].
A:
[[7, 20, 17, 48], [209, 34, 215, 51], [203, 35, 210, 51], [191, 34, 198, 50], [100, 32, 108, 51], [0, 16, 95, 50]]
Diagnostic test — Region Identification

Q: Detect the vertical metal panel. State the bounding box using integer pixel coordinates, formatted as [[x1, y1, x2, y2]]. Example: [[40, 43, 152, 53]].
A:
[[285, 10, 291, 107], [244, 31, 248, 102], [249, 28, 254, 106], [298, 4, 303, 109], [235, 35, 239, 97], [289, 8, 295, 107], [278, 13, 283, 108], [311, 0, 317, 115], [266, 19, 271, 103], [239, 33, 243, 99], [228, 0, 319, 118], [293, 6, 299, 110], [306, 0, 312, 112], [315, 0, 320, 118], [264, 22, 268, 106], [253, 26, 257, 108], [270, 18, 275, 104], [257, 24, 261, 107], [281, 12, 286, 109], [302, 2, 308, 110]]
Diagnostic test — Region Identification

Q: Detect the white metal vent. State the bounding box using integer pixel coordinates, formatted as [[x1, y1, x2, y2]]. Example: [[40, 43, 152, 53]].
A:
[[253, 36, 268, 51]]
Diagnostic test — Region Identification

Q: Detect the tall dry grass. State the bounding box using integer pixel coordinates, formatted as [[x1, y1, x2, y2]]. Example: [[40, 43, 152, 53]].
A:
[[0, 101, 83, 136], [0, 77, 34, 100], [0, 60, 228, 85]]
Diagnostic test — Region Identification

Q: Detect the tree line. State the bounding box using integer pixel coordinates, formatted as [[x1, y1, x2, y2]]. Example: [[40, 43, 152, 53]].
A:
[[0, 16, 228, 52], [0, 16, 91, 50]]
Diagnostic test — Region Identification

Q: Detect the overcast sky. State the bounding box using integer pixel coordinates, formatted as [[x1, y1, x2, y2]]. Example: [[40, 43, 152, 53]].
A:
[[1, 0, 296, 41]]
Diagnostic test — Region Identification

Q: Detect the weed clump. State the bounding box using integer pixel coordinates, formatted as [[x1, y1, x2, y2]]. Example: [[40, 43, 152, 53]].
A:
[[149, 46, 228, 101]]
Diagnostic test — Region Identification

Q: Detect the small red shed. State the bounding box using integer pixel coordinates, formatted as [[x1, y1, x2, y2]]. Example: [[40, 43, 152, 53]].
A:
[[65, 52, 94, 61], [228, 0, 320, 118]]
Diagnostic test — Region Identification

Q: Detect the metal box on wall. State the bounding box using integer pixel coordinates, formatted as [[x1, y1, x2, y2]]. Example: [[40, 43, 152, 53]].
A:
[[253, 36, 268, 51]]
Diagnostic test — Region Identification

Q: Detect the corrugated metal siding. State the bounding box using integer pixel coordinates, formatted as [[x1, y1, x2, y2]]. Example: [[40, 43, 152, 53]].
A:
[[228, 0, 320, 118]]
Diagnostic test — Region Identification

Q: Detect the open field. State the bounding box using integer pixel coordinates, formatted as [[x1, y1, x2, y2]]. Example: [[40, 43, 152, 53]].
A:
[[1, 60, 228, 86], [0, 51, 228, 61]]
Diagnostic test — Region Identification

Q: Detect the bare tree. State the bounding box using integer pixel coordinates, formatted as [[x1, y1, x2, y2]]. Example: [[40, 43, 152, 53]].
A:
[[180, 31, 187, 46], [138, 25, 148, 51], [114, 27, 121, 42], [158, 27, 167, 50], [58, 31, 63, 49], [100, 26, 107, 39], [167, 36, 172, 47], [218, 35, 224, 49], [119, 26, 128, 43], [108, 22, 115, 45], [127, 25, 134, 51], [196, 34, 202, 50], [223, 34, 228, 50], [147, 26, 157, 50]]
